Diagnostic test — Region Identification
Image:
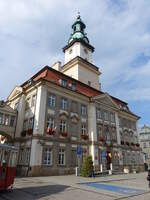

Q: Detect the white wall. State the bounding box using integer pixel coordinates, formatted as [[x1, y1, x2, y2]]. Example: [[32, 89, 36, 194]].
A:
[[64, 42, 92, 64], [33, 85, 47, 135]]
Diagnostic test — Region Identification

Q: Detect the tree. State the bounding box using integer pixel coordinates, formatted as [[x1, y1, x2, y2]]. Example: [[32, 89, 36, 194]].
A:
[[81, 155, 94, 177]]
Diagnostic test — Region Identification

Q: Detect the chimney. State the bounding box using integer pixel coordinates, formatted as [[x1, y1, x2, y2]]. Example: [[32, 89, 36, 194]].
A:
[[51, 61, 61, 71]]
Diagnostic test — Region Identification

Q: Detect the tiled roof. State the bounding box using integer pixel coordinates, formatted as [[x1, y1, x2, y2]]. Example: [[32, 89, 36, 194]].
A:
[[21, 65, 139, 118]]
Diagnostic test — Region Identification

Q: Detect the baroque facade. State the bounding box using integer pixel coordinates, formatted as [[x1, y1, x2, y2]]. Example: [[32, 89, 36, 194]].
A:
[[139, 125, 150, 167], [6, 15, 144, 176], [0, 100, 16, 144]]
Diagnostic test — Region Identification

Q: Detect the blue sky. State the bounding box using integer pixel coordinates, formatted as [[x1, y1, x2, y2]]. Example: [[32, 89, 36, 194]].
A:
[[0, 0, 150, 128]]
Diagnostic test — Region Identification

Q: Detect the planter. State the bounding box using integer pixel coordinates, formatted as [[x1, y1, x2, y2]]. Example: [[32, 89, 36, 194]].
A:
[[81, 134, 89, 140], [60, 132, 67, 137], [99, 136, 104, 142], [46, 128, 56, 136]]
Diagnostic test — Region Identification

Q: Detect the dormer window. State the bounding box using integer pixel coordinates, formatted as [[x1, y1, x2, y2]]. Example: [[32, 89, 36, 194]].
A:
[[60, 79, 67, 87], [71, 83, 76, 91]]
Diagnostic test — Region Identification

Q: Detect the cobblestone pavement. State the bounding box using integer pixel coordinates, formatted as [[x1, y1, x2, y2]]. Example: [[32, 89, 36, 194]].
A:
[[1, 172, 150, 200]]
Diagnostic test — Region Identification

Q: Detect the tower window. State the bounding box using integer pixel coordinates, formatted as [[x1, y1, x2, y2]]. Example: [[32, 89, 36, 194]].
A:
[[69, 49, 73, 54], [84, 49, 88, 54]]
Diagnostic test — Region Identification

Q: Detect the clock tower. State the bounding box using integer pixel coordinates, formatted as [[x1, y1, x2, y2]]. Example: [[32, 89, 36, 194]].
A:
[[62, 14, 101, 90]]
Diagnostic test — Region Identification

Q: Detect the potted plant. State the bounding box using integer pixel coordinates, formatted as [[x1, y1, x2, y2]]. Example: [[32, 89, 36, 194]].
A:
[[81, 134, 89, 140], [99, 135, 104, 142], [60, 132, 67, 137]]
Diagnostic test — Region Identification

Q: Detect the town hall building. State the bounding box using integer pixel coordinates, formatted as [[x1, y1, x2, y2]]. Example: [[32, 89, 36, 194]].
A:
[[5, 15, 144, 176]]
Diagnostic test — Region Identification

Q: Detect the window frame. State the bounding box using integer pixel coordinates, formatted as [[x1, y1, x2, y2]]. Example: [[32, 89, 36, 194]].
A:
[[60, 120, 67, 133], [81, 124, 86, 135], [48, 94, 55, 107], [47, 116, 54, 130], [81, 105, 87, 116], [43, 147, 53, 166], [61, 98, 67, 110], [58, 149, 65, 166]]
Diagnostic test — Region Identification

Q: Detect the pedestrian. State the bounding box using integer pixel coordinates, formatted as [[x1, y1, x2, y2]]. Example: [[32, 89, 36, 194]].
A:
[[147, 169, 150, 188], [91, 169, 95, 178]]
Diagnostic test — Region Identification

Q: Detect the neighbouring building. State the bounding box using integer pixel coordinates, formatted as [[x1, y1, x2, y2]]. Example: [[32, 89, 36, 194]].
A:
[[6, 15, 144, 176], [139, 125, 150, 167], [0, 100, 17, 144]]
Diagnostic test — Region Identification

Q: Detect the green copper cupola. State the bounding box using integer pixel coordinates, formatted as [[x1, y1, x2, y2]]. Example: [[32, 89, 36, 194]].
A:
[[68, 14, 89, 44], [63, 14, 94, 53]]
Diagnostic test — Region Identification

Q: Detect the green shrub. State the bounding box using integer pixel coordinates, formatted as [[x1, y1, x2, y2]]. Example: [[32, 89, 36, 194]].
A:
[[81, 155, 94, 177]]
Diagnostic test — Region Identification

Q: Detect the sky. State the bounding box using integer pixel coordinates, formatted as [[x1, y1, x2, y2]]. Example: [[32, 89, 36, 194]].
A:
[[0, 0, 150, 128]]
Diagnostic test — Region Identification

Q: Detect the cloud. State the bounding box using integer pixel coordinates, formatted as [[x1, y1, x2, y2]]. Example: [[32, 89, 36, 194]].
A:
[[0, 0, 150, 125]]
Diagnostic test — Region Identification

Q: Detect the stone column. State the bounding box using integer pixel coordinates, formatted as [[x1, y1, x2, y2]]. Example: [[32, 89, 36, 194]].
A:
[[33, 85, 47, 135], [29, 139, 43, 175], [88, 103, 99, 169], [15, 94, 25, 137], [115, 112, 121, 145]]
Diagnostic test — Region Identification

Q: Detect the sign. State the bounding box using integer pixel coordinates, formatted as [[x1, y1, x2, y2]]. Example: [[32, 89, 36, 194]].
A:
[[77, 146, 82, 157], [102, 151, 107, 159]]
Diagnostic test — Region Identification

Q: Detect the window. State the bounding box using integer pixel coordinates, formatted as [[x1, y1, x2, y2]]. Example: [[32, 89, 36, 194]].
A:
[[110, 113, 115, 123], [10, 116, 15, 127], [97, 109, 102, 119], [47, 117, 54, 129], [5, 115, 9, 126], [48, 95, 55, 107], [143, 142, 147, 148], [81, 105, 86, 115], [25, 148, 30, 165], [28, 117, 34, 129], [69, 49, 73, 54], [58, 149, 65, 165], [97, 125, 102, 135], [81, 124, 86, 134], [61, 98, 67, 110], [19, 148, 24, 164], [25, 98, 30, 110], [0, 113, 3, 124], [61, 79, 67, 87], [84, 48, 88, 54], [71, 83, 76, 91], [43, 148, 52, 166], [23, 120, 28, 131], [60, 120, 67, 133], [31, 95, 36, 107], [104, 111, 108, 121]]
